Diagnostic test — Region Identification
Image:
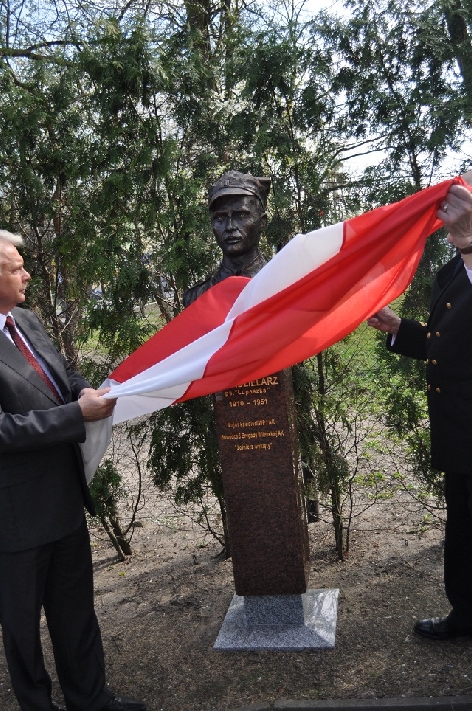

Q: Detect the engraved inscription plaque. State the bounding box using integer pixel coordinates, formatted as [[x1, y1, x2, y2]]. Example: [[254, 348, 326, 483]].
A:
[[214, 369, 310, 596]]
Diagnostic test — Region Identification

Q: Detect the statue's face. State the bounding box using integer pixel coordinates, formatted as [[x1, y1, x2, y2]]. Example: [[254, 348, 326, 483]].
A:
[[210, 194, 266, 258]]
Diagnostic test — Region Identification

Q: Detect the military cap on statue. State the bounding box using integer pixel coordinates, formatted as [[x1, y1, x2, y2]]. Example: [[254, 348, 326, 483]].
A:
[[208, 170, 271, 209]]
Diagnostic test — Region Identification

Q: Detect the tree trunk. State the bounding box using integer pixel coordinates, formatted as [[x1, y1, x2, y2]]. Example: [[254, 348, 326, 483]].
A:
[[442, 0, 472, 118], [315, 352, 345, 561]]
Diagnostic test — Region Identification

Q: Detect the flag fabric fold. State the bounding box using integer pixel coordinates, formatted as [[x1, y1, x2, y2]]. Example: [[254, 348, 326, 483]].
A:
[[81, 176, 466, 481]]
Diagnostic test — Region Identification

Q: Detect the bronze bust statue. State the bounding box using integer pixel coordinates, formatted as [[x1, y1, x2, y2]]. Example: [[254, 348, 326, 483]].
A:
[[183, 170, 271, 307]]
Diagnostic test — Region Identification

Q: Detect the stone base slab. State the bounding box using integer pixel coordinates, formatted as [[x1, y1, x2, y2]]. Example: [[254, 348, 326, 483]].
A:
[[214, 588, 339, 651]]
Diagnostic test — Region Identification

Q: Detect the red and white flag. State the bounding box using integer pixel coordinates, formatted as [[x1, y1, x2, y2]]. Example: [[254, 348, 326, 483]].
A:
[[82, 176, 466, 480]]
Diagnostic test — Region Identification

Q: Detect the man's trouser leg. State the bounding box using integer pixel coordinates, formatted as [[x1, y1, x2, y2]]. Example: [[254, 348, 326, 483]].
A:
[[444, 471, 472, 630], [43, 519, 112, 711], [0, 520, 111, 711], [0, 541, 56, 711]]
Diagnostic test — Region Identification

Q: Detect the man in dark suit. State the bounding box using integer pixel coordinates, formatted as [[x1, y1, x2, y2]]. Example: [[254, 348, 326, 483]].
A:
[[368, 182, 472, 641], [0, 231, 146, 710]]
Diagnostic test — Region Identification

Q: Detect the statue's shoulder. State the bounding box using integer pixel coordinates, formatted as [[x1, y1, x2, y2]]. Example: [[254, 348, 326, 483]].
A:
[[183, 277, 214, 308], [246, 253, 267, 276]]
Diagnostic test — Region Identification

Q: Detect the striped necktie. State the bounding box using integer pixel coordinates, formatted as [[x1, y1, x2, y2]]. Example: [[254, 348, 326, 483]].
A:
[[5, 316, 61, 400]]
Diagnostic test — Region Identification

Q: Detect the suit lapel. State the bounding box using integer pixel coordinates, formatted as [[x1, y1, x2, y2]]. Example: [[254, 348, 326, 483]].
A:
[[3, 310, 66, 404], [429, 255, 465, 321]]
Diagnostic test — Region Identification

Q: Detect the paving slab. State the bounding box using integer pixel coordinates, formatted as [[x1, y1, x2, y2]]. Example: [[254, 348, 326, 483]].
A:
[[231, 698, 472, 711], [273, 698, 472, 709]]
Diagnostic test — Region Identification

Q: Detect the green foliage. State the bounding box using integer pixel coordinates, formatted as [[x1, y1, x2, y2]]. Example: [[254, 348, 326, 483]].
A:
[[318, 0, 469, 186], [89, 458, 126, 519], [141, 396, 229, 551], [292, 328, 396, 557], [89, 457, 133, 559], [146, 397, 221, 504], [292, 363, 321, 475]]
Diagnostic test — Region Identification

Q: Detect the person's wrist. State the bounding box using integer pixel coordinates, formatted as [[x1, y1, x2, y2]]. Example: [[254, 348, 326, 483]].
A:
[[460, 241, 472, 254], [449, 230, 472, 253]]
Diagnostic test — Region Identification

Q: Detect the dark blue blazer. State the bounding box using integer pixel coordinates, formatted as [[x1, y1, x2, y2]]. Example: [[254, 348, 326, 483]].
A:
[[388, 255, 472, 474], [0, 307, 94, 551]]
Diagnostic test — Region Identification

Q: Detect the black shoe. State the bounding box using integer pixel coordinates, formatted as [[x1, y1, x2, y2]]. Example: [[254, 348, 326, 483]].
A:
[[413, 616, 471, 640], [101, 694, 147, 711]]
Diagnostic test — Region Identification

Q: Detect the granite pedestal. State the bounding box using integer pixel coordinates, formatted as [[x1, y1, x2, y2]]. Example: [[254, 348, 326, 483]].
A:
[[214, 370, 338, 649], [214, 369, 310, 596], [214, 589, 339, 651]]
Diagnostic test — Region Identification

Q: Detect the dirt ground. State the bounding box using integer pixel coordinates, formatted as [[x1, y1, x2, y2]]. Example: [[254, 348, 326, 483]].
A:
[[1, 478, 472, 711]]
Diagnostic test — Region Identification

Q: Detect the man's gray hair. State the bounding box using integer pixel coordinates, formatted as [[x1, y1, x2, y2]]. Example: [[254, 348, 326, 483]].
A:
[[0, 230, 23, 247]]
